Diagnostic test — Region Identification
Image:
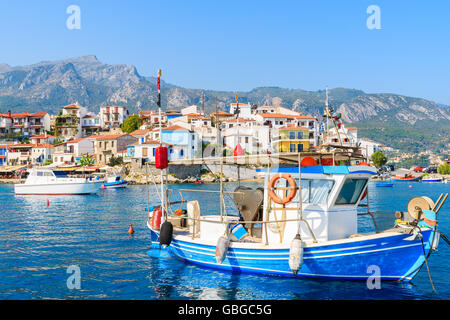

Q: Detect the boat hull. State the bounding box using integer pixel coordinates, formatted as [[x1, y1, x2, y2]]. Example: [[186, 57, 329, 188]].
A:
[[101, 180, 128, 189], [148, 225, 436, 281], [376, 183, 393, 187], [391, 177, 420, 182], [422, 179, 442, 183], [14, 181, 102, 195]]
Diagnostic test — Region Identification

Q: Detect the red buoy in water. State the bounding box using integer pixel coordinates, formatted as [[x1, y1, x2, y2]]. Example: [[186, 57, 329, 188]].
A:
[[46, 199, 49, 207], [128, 224, 134, 234]]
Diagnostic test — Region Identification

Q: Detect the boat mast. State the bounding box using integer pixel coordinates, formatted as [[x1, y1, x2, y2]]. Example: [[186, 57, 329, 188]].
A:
[[157, 69, 166, 220], [216, 97, 224, 223]]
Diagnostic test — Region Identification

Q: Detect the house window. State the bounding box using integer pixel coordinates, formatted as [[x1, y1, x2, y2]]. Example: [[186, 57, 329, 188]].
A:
[[180, 149, 184, 156], [152, 148, 155, 156], [297, 132, 303, 139], [111, 141, 114, 148], [289, 143, 296, 152], [289, 132, 295, 139], [297, 143, 304, 152], [245, 137, 249, 143], [142, 148, 148, 157]]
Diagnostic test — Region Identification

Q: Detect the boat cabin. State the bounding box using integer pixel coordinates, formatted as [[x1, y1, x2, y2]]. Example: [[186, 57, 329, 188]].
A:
[[186, 165, 377, 245]]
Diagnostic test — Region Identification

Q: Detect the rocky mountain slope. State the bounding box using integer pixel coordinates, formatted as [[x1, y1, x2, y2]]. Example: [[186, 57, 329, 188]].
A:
[[0, 55, 448, 153]]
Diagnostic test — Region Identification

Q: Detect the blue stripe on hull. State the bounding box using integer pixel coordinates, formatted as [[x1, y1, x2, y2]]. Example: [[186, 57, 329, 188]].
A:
[[148, 229, 434, 281]]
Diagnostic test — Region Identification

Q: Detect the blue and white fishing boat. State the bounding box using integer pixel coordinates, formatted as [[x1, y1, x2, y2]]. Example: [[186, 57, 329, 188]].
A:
[[101, 175, 128, 189], [146, 151, 446, 282]]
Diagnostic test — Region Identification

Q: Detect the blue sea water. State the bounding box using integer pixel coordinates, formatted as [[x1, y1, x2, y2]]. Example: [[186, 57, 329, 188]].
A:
[[0, 181, 449, 300]]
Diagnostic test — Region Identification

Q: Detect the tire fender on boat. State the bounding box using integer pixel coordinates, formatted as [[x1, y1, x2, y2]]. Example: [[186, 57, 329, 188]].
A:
[[288, 233, 303, 275], [159, 221, 173, 247]]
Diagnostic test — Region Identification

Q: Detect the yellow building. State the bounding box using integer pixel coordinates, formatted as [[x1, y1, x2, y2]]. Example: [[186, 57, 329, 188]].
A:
[[273, 124, 310, 152]]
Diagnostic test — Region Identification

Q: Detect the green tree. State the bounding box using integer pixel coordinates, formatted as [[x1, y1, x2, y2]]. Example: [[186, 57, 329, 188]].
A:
[[120, 114, 142, 133], [22, 137, 30, 144], [108, 156, 123, 167], [79, 153, 94, 166], [438, 162, 450, 175], [371, 151, 387, 168]]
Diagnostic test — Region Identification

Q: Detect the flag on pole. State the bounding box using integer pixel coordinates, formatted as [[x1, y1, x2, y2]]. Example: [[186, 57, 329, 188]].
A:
[[157, 69, 161, 108]]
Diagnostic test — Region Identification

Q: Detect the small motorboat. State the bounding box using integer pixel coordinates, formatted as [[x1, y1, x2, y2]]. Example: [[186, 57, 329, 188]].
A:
[[14, 168, 102, 195], [101, 175, 128, 189], [391, 174, 420, 182], [376, 182, 393, 187], [422, 177, 443, 183]]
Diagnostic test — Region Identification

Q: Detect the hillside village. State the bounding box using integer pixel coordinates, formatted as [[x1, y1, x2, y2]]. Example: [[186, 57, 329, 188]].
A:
[[0, 101, 390, 171]]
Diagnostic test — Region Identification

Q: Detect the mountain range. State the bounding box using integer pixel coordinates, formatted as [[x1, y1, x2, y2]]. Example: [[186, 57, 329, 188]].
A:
[[0, 55, 448, 154]]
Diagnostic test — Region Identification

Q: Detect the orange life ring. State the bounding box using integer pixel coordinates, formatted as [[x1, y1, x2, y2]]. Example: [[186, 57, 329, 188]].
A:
[[268, 173, 297, 205], [174, 208, 184, 216]]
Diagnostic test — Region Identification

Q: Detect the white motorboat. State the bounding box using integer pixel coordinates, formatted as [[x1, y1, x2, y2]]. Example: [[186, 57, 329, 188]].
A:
[[14, 168, 102, 195]]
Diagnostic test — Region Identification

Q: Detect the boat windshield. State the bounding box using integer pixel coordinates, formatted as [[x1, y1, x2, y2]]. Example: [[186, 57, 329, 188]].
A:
[[335, 178, 367, 205], [297, 179, 335, 205], [53, 171, 68, 178]]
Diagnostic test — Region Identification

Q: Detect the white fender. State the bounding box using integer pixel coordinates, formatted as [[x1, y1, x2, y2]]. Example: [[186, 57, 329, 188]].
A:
[[215, 235, 229, 264], [289, 234, 303, 275]]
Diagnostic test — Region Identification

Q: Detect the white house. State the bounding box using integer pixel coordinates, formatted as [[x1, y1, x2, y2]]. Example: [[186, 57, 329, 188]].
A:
[[99, 105, 129, 130], [229, 103, 252, 119], [66, 137, 95, 157], [161, 125, 200, 160], [31, 144, 54, 165]]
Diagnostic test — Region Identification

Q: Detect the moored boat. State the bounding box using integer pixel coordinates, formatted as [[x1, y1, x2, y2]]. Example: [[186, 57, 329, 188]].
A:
[[101, 175, 128, 189], [376, 182, 393, 187], [14, 168, 102, 195], [422, 177, 443, 183], [146, 152, 445, 282], [391, 175, 421, 182]]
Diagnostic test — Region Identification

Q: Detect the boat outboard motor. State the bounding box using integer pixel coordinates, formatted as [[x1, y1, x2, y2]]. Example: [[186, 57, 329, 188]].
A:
[[159, 221, 173, 247]]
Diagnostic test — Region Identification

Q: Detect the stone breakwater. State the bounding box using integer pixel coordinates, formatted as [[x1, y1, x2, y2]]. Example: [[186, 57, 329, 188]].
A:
[[122, 163, 259, 185]]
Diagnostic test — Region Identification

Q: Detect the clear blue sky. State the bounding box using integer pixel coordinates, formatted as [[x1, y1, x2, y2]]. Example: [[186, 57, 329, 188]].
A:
[[0, 1, 449, 104]]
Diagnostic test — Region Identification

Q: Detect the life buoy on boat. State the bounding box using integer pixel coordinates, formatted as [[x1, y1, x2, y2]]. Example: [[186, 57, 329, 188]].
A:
[[268, 173, 297, 205]]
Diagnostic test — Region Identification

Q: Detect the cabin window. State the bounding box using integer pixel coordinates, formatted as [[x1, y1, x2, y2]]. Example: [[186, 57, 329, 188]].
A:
[[335, 178, 368, 205], [300, 179, 335, 204], [37, 171, 43, 176]]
